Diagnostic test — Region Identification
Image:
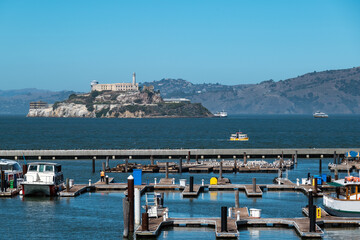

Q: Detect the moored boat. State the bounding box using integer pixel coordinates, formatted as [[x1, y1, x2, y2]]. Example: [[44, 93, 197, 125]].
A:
[[21, 162, 64, 196], [230, 131, 249, 141], [0, 159, 23, 187], [323, 177, 360, 216]]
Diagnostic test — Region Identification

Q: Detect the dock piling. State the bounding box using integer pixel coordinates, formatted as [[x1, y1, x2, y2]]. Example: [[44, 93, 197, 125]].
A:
[[189, 176, 194, 192], [135, 188, 141, 225], [66, 178, 69, 192], [221, 206, 227, 232], [165, 162, 169, 179], [128, 175, 134, 232], [106, 156, 109, 169], [219, 161, 223, 179], [179, 158, 182, 173], [308, 189, 316, 232], [92, 157, 95, 173], [319, 159, 322, 174], [295, 150, 298, 164], [1, 170, 5, 192], [333, 151, 337, 164], [252, 178, 257, 193], [334, 168, 338, 180], [187, 151, 190, 163], [150, 155, 154, 165], [243, 152, 247, 164], [141, 213, 149, 231], [102, 162, 105, 172], [123, 197, 130, 238], [234, 159, 237, 174], [125, 159, 128, 173], [22, 164, 27, 175], [196, 155, 199, 164], [105, 175, 109, 184], [235, 190, 239, 208]]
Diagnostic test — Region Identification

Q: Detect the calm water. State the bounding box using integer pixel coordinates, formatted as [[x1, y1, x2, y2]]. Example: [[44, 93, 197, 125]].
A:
[[1, 115, 360, 239]]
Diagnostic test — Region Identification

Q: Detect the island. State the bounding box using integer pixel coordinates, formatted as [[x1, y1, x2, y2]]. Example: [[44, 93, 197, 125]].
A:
[[27, 73, 213, 118]]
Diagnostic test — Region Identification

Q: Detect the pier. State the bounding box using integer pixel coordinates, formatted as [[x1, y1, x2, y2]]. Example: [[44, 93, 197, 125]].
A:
[[0, 148, 357, 160]]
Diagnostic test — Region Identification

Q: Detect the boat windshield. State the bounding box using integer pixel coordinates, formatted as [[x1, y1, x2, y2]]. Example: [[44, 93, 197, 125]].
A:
[[38, 165, 54, 172], [28, 165, 38, 171], [0, 163, 21, 171]]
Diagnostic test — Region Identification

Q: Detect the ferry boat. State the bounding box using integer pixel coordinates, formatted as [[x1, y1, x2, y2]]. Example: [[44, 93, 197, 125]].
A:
[[323, 177, 360, 217], [214, 110, 227, 118], [21, 162, 64, 196], [0, 159, 23, 184], [230, 131, 249, 141], [313, 111, 328, 118]]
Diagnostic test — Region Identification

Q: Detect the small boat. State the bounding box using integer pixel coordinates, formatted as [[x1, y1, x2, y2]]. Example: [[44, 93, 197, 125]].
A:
[[0, 159, 23, 185], [214, 110, 227, 118], [21, 162, 64, 196], [323, 177, 360, 216], [313, 111, 328, 118], [230, 131, 249, 141]]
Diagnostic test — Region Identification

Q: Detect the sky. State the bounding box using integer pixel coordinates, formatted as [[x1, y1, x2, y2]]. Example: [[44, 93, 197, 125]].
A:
[[0, 0, 359, 92]]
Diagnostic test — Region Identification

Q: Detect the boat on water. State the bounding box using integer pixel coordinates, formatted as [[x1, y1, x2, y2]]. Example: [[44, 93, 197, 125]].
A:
[[214, 110, 227, 118], [0, 159, 23, 186], [313, 111, 328, 118], [230, 131, 249, 141], [21, 162, 64, 196], [323, 177, 360, 217]]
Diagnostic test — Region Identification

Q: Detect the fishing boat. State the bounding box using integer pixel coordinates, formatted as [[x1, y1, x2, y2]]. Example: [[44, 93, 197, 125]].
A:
[[323, 177, 360, 216], [214, 110, 227, 118], [21, 162, 64, 196], [230, 131, 249, 141], [313, 111, 328, 118]]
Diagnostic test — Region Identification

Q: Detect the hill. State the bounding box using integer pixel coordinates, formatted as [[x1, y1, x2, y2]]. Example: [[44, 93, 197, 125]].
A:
[[142, 67, 360, 114]]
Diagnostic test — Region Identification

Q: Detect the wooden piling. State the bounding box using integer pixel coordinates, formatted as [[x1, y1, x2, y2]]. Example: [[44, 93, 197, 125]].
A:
[[333, 151, 337, 164], [102, 162, 105, 172], [235, 190, 239, 208], [252, 178, 256, 193], [243, 152, 247, 164], [319, 159, 322, 174], [150, 155, 154, 165], [219, 161, 223, 179], [128, 175, 135, 232], [221, 206, 227, 232], [106, 156, 109, 169], [314, 178, 318, 194], [196, 155, 199, 163], [165, 162, 169, 179], [189, 176, 194, 192], [295, 150, 298, 164], [187, 151, 191, 163], [106, 176, 109, 184], [1, 170, 5, 192], [234, 159, 237, 174], [66, 178, 70, 192], [335, 168, 338, 180], [142, 213, 149, 231], [125, 159, 128, 173], [308, 190, 315, 232], [123, 197, 130, 237], [179, 158, 182, 173], [22, 164, 27, 175], [92, 157, 95, 173]]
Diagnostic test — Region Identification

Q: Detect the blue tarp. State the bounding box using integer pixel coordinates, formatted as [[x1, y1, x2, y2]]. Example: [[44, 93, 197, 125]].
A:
[[345, 151, 360, 158]]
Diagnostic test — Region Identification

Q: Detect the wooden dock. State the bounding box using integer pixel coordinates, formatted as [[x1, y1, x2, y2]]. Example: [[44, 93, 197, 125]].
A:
[[0, 188, 20, 198], [182, 185, 202, 197], [244, 185, 263, 197], [59, 184, 88, 197]]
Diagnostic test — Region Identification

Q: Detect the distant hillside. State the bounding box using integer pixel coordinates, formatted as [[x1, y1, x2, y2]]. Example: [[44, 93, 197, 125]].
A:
[[142, 67, 360, 114], [0, 89, 76, 115]]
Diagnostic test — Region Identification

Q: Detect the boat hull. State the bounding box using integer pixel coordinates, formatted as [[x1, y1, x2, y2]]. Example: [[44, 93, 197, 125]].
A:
[[323, 195, 360, 217], [22, 183, 62, 197]]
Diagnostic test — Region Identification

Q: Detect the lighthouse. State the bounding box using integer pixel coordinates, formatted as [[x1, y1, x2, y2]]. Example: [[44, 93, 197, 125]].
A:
[[132, 72, 136, 85]]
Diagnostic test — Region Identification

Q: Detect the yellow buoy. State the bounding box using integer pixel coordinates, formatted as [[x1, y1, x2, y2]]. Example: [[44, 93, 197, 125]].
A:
[[210, 177, 218, 185]]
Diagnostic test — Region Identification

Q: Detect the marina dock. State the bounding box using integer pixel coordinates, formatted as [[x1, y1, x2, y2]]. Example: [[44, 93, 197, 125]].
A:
[[0, 148, 356, 160]]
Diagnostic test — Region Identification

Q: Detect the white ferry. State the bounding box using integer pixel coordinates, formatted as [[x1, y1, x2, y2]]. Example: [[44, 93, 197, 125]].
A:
[[323, 177, 360, 217], [21, 162, 64, 196], [214, 110, 227, 118], [230, 131, 249, 141], [313, 111, 328, 118]]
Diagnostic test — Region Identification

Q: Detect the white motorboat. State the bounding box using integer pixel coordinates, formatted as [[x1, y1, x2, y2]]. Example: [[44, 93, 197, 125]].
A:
[[21, 162, 64, 196], [0, 159, 23, 186], [323, 177, 360, 217], [313, 111, 328, 118]]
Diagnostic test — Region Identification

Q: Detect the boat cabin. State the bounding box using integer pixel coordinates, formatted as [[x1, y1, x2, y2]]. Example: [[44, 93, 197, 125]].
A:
[[0, 159, 23, 181], [25, 162, 63, 185]]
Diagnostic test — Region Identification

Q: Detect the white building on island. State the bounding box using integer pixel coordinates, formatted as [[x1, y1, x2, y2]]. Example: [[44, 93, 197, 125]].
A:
[[91, 73, 139, 92]]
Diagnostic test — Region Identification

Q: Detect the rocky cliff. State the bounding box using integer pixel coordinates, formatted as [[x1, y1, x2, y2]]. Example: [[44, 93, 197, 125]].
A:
[[27, 90, 213, 118]]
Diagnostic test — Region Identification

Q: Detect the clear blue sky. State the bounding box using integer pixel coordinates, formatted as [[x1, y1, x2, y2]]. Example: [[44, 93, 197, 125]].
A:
[[0, 0, 359, 92]]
